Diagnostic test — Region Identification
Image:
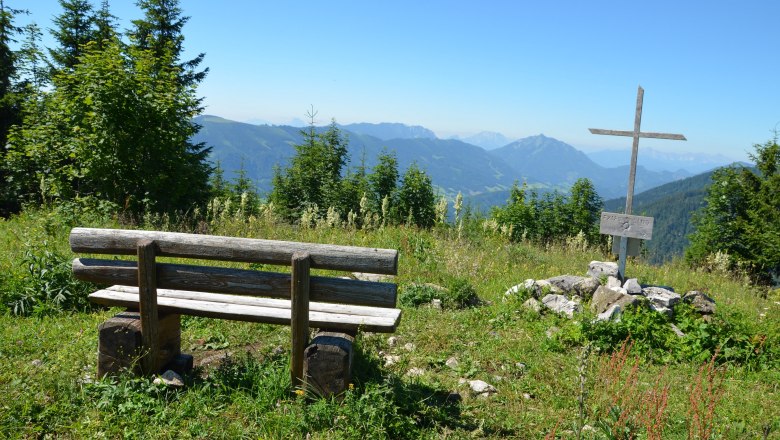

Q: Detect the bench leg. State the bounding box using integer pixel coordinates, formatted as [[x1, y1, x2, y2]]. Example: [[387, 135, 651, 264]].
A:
[[290, 253, 311, 389], [303, 331, 355, 398], [97, 311, 182, 378]]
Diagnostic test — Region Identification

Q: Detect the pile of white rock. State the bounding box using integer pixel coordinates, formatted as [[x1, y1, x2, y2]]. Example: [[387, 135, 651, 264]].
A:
[[504, 261, 716, 322]]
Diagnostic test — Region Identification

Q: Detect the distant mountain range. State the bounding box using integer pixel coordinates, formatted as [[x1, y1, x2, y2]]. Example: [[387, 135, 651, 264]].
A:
[[194, 115, 701, 202], [338, 122, 437, 141], [450, 131, 515, 150], [586, 148, 734, 174]]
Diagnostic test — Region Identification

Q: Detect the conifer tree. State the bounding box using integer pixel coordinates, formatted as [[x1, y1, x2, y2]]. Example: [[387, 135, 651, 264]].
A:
[[130, 0, 207, 87], [687, 139, 780, 283], [92, 0, 117, 50], [49, 0, 96, 74], [397, 163, 436, 228]]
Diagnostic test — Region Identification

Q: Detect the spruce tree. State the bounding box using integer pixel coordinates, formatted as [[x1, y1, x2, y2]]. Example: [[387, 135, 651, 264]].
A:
[[130, 0, 207, 87], [92, 0, 117, 50], [397, 163, 436, 228], [49, 0, 96, 74], [686, 139, 780, 283]]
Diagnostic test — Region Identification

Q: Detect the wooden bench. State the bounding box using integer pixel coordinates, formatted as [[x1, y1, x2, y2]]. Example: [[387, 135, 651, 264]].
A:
[[70, 227, 400, 392]]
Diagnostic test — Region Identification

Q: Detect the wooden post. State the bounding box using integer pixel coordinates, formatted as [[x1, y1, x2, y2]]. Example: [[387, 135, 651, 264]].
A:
[[304, 330, 355, 398], [137, 239, 160, 375], [290, 252, 311, 389]]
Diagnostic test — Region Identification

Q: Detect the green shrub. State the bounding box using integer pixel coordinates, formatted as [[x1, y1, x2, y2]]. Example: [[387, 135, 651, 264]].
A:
[[445, 277, 479, 308], [400, 278, 479, 309], [3, 243, 95, 316], [399, 284, 439, 308]]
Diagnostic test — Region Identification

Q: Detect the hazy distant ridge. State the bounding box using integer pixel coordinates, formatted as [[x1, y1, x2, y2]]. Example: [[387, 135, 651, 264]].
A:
[[194, 116, 694, 202]]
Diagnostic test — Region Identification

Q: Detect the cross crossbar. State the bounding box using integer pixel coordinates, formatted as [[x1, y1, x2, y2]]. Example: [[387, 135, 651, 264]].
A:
[[588, 128, 686, 141]]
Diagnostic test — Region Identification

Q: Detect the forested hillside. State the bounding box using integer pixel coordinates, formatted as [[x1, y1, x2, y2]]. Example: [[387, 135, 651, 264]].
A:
[[604, 169, 716, 263]]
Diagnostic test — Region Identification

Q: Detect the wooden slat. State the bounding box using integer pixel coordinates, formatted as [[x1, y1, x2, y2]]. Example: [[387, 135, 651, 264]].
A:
[[73, 258, 397, 308], [70, 228, 398, 275], [103, 285, 400, 318], [89, 286, 401, 333], [290, 253, 310, 388], [137, 240, 160, 375]]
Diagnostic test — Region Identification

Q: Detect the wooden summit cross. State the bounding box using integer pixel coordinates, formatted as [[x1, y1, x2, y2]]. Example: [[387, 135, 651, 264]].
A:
[[590, 86, 686, 280]]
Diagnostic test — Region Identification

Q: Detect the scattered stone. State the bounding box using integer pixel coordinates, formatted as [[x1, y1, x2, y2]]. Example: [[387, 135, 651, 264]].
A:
[[446, 357, 459, 369], [644, 286, 681, 308], [650, 303, 673, 318], [272, 345, 285, 356], [522, 298, 542, 313], [683, 291, 717, 315], [607, 276, 622, 289], [31, 359, 43, 367], [573, 277, 601, 299], [431, 299, 443, 310], [504, 279, 542, 299], [623, 278, 643, 295], [406, 367, 425, 377], [547, 275, 587, 293], [541, 294, 581, 318], [590, 286, 639, 315], [536, 279, 562, 294], [403, 343, 416, 352], [458, 378, 468, 385], [153, 370, 184, 388], [468, 380, 497, 396], [387, 336, 399, 347], [545, 326, 560, 339], [384, 355, 401, 367], [670, 323, 686, 337], [596, 304, 622, 322], [522, 392, 534, 400], [515, 362, 527, 372], [351, 272, 394, 282], [588, 261, 619, 279]]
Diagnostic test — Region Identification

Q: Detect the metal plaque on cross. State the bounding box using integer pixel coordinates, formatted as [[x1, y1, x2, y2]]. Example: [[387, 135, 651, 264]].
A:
[[590, 86, 686, 280]]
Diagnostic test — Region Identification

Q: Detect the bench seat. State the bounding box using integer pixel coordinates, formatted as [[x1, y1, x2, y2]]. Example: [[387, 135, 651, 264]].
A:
[[90, 285, 401, 333]]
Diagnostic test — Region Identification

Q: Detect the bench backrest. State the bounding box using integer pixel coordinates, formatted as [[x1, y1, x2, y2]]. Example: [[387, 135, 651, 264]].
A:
[[70, 227, 399, 308]]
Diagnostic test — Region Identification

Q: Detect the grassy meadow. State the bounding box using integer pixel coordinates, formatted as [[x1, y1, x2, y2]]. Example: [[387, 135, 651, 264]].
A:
[[1, 206, 779, 439]]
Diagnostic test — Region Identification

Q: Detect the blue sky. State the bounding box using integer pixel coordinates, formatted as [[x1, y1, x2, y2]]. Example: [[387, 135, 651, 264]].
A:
[[19, 1, 780, 161]]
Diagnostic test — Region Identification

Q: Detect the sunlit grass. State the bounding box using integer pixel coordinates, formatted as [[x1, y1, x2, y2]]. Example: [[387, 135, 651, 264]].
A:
[[0, 206, 778, 438]]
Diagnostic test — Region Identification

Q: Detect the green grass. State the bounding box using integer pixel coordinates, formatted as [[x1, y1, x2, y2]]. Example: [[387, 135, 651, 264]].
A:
[[1, 207, 779, 438]]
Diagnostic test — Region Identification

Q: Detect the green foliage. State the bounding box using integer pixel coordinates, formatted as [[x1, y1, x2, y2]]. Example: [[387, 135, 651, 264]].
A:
[[2, 242, 94, 316], [399, 283, 440, 308], [270, 118, 350, 221], [687, 139, 780, 284], [491, 178, 604, 244], [4, 38, 211, 214], [580, 303, 780, 369], [131, 0, 207, 87], [270, 117, 436, 229], [49, 0, 97, 74], [400, 278, 478, 309], [397, 162, 436, 228], [368, 149, 399, 213]]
